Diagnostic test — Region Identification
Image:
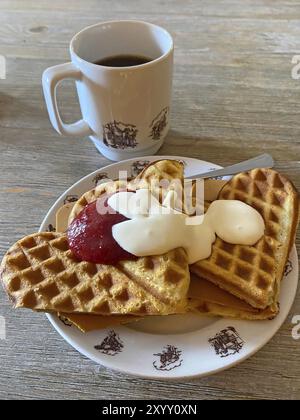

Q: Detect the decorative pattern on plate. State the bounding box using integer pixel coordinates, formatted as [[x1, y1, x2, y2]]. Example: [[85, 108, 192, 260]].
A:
[[131, 160, 151, 177], [64, 194, 79, 204], [209, 327, 244, 358], [149, 107, 169, 140], [153, 345, 183, 371], [284, 260, 293, 277], [92, 172, 109, 187], [94, 330, 124, 356], [103, 120, 138, 149], [58, 315, 72, 327], [177, 159, 187, 167], [207, 167, 224, 180], [47, 224, 56, 232]]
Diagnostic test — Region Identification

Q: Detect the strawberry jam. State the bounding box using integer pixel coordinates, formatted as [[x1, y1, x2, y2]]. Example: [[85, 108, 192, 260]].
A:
[[67, 193, 136, 265]]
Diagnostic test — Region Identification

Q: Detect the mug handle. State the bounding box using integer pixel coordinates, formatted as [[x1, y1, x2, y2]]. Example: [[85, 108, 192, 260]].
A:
[[42, 62, 93, 136]]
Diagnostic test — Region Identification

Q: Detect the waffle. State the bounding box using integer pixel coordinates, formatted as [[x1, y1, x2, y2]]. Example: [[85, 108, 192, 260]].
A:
[[61, 271, 279, 333], [68, 180, 126, 225], [68, 159, 184, 224], [0, 232, 190, 315], [191, 169, 299, 310], [188, 275, 278, 320], [53, 171, 297, 332], [60, 269, 277, 333], [132, 159, 184, 201], [61, 271, 280, 332]]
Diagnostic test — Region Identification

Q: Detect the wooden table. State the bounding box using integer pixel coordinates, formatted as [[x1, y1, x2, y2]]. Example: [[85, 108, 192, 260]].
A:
[[0, 0, 299, 400]]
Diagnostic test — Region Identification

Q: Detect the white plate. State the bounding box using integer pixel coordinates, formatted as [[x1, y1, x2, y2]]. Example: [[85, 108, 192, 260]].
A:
[[40, 156, 298, 379]]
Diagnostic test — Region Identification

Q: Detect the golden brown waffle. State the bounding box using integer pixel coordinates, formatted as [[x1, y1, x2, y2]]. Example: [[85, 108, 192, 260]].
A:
[[60, 270, 277, 333], [191, 169, 299, 310], [68, 160, 184, 224], [58, 270, 277, 333], [52, 171, 298, 332], [188, 275, 278, 320], [132, 159, 184, 200], [0, 232, 190, 315], [68, 180, 125, 225]]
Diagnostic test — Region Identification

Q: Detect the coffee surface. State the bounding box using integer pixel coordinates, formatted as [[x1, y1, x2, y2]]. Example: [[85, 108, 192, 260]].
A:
[[94, 54, 152, 67]]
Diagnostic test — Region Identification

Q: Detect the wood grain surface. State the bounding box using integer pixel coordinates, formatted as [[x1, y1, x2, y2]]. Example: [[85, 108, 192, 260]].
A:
[[0, 0, 299, 400]]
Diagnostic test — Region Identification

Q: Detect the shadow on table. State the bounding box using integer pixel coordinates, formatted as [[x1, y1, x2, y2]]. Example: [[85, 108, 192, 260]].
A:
[[158, 129, 231, 165], [0, 91, 45, 126]]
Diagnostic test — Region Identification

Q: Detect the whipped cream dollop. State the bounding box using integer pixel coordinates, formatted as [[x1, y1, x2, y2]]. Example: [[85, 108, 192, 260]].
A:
[[107, 190, 265, 264]]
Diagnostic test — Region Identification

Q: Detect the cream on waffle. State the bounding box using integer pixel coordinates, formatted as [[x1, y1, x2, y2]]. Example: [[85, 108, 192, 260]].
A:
[[2, 160, 298, 330], [191, 168, 299, 311], [59, 167, 299, 330], [54, 175, 280, 332], [1, 160, 191, 316]]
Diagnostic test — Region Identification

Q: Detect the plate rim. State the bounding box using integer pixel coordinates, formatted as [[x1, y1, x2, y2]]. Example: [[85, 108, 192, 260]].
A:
[[39, 155, 299, 379]]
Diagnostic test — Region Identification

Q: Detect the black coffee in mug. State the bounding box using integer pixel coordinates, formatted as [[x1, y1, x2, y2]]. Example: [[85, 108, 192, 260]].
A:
[[94, 54, 152, 67]]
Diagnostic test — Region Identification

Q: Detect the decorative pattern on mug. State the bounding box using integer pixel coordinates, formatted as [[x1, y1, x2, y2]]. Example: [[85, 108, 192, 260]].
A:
[[94, 330, 124, 356], [149, 107, 169, 140], [153, 345, 183, 371], [131, 160, 150, 177], [209, 327, 244, 358], [103, 120, 138, 149]]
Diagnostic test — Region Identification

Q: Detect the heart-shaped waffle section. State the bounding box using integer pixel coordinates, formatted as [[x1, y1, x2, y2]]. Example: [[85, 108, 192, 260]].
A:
[[191, 169, 299, 310], [68, 159, 184, 224], [1, 232, 190, 315]]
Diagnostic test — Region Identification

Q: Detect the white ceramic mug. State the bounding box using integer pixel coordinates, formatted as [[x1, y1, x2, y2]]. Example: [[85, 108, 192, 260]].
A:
[[42, 20, 173, 161]]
